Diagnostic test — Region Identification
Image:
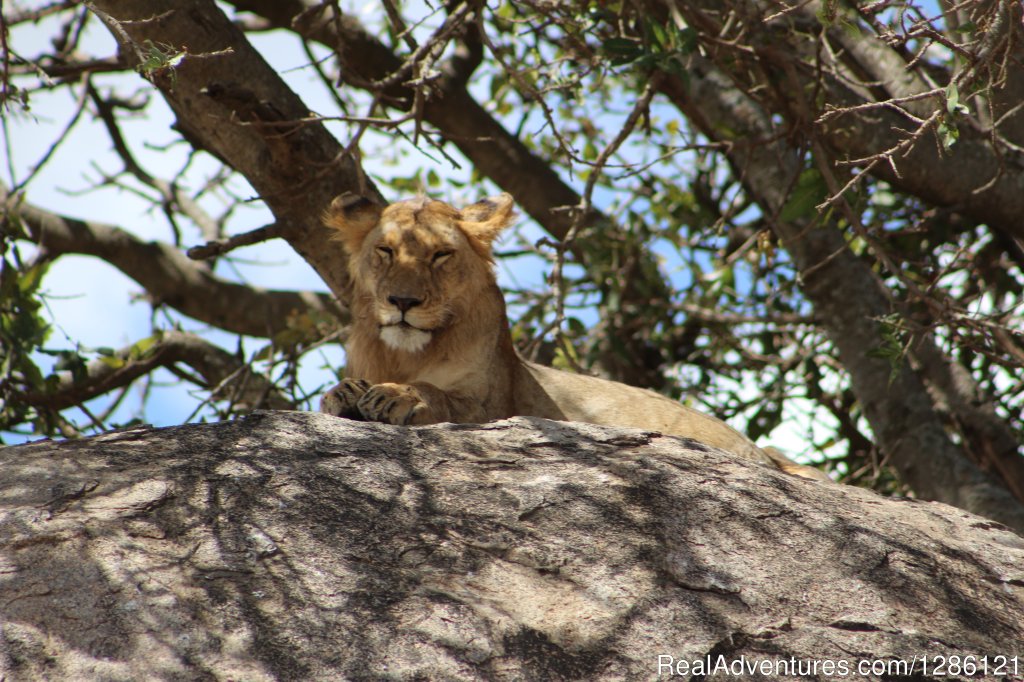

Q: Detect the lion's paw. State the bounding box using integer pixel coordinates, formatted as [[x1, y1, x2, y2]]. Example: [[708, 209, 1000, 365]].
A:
[[356, 383, 428, 425], [320, 378, 372, 419]]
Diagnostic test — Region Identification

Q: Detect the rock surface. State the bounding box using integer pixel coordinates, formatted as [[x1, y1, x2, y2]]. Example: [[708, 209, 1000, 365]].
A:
[[1, 411, 1022, 680]]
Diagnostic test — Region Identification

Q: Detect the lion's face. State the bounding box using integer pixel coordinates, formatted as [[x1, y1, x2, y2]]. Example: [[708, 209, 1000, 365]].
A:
[[325, 193, 515, 353]]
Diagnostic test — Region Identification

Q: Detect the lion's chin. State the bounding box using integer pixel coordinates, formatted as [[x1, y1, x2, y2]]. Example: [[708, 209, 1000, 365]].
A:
[[379, 324, 432, 353]]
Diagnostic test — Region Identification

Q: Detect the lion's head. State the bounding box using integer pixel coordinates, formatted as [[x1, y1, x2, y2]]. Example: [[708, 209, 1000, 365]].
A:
[[324, 193, 516, 354]]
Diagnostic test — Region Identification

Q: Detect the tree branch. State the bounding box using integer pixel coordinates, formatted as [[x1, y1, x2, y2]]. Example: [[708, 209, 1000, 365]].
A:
[[18, 329, 293, 413], [186, 222, 283, 260], [914, 332, 1024, 503], [657, 55, 1024, 530], [1, 182, 345, 338], [264, 0, 602, 239], [85, 0, 380, 303], [666, 0, 1024, 243], [86, 80, 222, 243]]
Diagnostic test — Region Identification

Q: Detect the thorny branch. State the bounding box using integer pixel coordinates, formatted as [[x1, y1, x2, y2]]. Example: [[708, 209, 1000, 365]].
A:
[[533, 73, 665, 371], [1, 182, 343, 338], [186, 222, 284, 260], [17, 330, 294, 415], [86, 81, 222, 242]]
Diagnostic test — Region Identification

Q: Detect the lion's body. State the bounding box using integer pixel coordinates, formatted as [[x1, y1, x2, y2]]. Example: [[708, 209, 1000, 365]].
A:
[[322, 193, 825, 480], [513, 361, 775, 465]]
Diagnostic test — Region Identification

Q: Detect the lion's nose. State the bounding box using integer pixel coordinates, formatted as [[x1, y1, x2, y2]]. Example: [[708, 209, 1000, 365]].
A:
[[388, 295, 422, 313]]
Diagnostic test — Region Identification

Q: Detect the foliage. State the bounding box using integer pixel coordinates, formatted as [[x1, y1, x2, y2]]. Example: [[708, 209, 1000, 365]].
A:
[[1, 0, 1022, 514], [0, 239, 52, 433]]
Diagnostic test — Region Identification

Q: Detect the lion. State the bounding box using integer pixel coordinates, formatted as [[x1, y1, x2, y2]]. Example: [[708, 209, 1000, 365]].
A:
[[320, 192, 828, 481]]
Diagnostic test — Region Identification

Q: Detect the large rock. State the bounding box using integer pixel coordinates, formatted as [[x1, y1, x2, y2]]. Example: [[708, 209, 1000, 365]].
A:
[[1, 411, 1022, 680]]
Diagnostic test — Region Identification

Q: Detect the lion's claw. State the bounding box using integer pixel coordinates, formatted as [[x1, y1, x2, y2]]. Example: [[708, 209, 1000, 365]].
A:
[[320, 378, 372, 419], [356, 383, 427, 425]]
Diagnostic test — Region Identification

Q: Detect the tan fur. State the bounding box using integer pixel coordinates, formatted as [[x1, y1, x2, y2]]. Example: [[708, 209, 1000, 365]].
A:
[[321, 193, 829, 481]]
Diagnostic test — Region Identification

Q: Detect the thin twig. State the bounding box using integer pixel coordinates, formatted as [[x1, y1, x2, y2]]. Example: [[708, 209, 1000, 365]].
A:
[[9, 78, 91, 192], [186, 222, 284, 260], [542, 73, 664, 372]]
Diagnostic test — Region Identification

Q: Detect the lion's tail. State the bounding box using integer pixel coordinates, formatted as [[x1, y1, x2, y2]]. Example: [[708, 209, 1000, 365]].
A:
[[763, 447, 832, 482]]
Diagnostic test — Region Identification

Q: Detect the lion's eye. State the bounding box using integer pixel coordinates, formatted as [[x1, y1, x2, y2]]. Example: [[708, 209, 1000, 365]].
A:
[[432, 250, 453, 265], [376, 246, 393, 259]]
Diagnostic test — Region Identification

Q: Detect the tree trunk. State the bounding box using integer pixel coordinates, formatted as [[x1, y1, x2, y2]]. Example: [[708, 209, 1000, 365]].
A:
[[2, 413, 1022, 680], [88, 0, 370, 301], [659, 58, 1024, 532]]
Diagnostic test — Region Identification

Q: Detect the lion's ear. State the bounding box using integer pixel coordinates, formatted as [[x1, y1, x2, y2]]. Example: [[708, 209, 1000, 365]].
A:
[[459, 193, 515, 251], [323, 193, 384, 253]]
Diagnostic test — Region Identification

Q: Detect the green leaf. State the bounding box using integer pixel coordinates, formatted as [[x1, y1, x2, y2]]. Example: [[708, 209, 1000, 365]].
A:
[[53, 350, 88, 381], [945, 82, 959, 113], [847, 235, 868, 257], [601, 37, 644, 65], [99, 356, 127, 370], [840, 17, 862, 39], [871, 185, 897, 209], [702, 266, 735, 286], [552, 337, 582, 370], [937, 117, 959, 149], [7, 305, 48, 347], [867, 314, 906, 385], [602, 37, 638, 55], [565, 316, 587, 337], [129, 334, 160, 360], [17, 262, 49, 295], [253, 343, 275, 362], [945, 82, 968, 116], [19, 358, 45, 390], [674, 27, 697, 56], [780, 169, 828, 222], [815, 0, 851, 27]]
